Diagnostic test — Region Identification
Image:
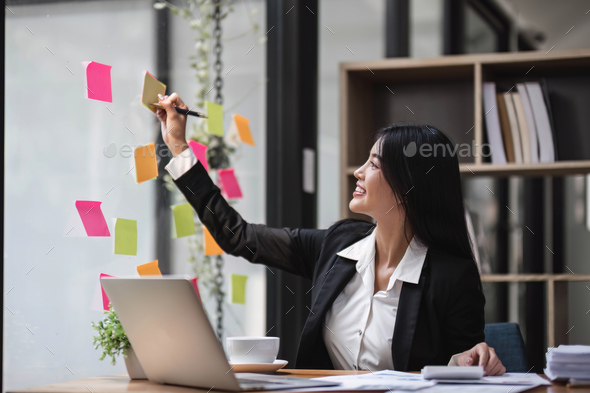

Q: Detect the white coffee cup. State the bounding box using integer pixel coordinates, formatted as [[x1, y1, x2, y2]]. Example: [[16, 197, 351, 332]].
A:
[[226, 336, 280, 364]]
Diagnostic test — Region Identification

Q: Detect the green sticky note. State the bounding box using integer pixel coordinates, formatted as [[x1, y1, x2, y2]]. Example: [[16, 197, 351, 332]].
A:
[[206, 101, 223, 136], [173, 204, 196, 238], [231, 274, 248, 304], [114, 218, 137, 255]]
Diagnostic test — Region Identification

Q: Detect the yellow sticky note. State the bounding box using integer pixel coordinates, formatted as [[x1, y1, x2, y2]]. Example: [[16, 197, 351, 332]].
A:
[[231, 274, 248, 304], [204, 226, 224, 255], [234, 114, 255, 146], [135, 142, 159, 184], [142, 71, 166, 113], [137, 260, 162, 276], [114, 218, 137, 256], [206, 101, 223, 136], [173, 204, 196, 238]]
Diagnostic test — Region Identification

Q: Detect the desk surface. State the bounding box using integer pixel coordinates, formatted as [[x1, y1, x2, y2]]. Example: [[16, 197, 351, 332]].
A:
[[10, 370, 588, 393]]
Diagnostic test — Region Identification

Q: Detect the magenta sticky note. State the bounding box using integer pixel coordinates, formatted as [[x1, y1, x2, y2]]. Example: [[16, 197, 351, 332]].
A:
[[75, 200, 111, 237], [188, 140, 209, 172], [218, 168, 243, 199], [190, 277, 202, 301], [100, 273, 114, 311], [85, 61, 112, 102]]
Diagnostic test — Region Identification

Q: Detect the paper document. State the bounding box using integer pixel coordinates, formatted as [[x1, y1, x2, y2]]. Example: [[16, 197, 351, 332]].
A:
[[300, 370, 549, 392], [433, 373, 550, 385], [311, 370, 435, 391]]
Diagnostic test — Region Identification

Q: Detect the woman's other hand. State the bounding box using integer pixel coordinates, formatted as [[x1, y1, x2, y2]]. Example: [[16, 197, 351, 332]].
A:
[[456, 342, 506, 376], [155, 92, 189, 157]]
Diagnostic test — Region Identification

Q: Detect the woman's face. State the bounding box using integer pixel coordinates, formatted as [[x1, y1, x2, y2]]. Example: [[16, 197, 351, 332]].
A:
[[349, 141, 398, 220]]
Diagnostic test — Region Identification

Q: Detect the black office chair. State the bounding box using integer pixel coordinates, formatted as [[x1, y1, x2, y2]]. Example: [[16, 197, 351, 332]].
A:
[[484, 322, 528, 372]]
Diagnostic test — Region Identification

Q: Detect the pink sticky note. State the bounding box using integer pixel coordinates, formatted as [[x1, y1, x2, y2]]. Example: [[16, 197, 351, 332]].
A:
[[190, 277, 202, 302], [75, 201, 111, 237], [218, 168, 243, 199], [188, 140, 209, 172], [84, 61, 112, 102], [100, 273, 114, 311]]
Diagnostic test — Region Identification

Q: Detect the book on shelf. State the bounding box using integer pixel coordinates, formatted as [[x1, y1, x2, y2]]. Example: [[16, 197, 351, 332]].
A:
[[482, 82, 507, 164], [525, 81, 555, 163], [503, 92, 524, 163], [511, 92, 531, 164], [496, 92, 516, 163], [545, 75, 590, 161], [515, 84, 539, 163]]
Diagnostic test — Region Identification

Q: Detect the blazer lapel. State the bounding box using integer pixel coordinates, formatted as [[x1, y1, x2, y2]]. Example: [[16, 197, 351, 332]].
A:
[[391, 271, 426, 371], [310, 256, 358, 316]]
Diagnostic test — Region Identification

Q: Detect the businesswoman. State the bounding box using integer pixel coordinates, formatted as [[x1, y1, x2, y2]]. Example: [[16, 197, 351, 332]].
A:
[[156, 93, 505, 376]]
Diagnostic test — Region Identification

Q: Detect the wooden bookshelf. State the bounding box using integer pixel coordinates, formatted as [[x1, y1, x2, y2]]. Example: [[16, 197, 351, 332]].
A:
[[340, 49, 590, 218], [340, 49, 590, 348], [481, 274, 590, 348]]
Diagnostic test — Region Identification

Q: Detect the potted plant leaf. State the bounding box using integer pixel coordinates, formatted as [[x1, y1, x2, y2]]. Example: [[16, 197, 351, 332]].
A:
[[91, 307, 147, 379]]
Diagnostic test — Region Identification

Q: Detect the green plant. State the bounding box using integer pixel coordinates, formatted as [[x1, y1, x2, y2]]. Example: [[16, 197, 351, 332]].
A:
[[91, 307, 130, 365]]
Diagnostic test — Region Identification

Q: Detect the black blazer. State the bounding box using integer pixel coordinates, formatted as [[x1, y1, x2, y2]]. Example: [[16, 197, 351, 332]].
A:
[[175, 161, 485, 371]]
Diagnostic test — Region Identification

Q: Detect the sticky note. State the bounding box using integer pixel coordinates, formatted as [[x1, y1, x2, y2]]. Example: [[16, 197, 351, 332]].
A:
[[142, 71, 167, 113], [100, 273, 114, 311], [75, 200, 111, 237], [188, 140, 209, 172], [84, 61, 112, 102], [137, 260, 162, 276], [173, 204, 196, 238], [135, 142, 159, 184], [204, 226, 224, 255], [206, 101, 223, 136], [114, 218, 137, 255], [234, 114, 255, 146], [218, 168, 243, 199], [231, 274, 248, 304], [190, 277, 202, 301]]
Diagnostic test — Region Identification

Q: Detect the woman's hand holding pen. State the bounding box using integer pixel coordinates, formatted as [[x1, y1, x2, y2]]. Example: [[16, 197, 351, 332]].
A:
[[155, 93, 189, 157]]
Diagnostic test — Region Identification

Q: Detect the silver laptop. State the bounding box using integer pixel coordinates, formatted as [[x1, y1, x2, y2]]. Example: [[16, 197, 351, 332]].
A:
[[100, 276, 339, 391]]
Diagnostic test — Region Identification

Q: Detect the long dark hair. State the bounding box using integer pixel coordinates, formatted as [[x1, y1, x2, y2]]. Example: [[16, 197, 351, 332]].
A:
[[375, 123, 474, 261]]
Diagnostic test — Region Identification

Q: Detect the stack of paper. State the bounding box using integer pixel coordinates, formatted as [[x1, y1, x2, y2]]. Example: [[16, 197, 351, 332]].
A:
[[545, 345, 590, 381]]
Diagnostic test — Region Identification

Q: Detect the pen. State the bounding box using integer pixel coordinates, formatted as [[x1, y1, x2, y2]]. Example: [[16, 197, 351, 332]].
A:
[[150, 103, 208, 119]]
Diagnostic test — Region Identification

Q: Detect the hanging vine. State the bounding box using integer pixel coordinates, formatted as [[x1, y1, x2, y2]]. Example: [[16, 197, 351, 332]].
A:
[[154, 0, 262, 340]]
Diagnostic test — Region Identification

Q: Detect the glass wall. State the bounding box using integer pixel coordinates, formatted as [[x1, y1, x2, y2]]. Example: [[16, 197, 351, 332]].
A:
[[5, 1, 157, 389]]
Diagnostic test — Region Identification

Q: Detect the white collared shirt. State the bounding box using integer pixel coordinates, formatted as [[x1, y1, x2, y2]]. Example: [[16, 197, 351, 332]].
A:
[[323, 230, 428, 371]]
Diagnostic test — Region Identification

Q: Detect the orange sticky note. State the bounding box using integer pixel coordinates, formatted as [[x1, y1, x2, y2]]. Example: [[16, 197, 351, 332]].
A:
[[137, 260, 162, 276], [204, 226, 224, 255], [234, 114, 255, 146], [135, 142, 159, 183], [100, 273, 114, 311]]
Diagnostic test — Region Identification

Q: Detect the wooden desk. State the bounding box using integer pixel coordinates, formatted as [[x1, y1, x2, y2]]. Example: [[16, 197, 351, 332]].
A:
[[10, 370, 589, 393]]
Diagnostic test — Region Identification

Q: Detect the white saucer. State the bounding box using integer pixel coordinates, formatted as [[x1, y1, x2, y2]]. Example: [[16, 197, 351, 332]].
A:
[[229, 359, 288, 373]]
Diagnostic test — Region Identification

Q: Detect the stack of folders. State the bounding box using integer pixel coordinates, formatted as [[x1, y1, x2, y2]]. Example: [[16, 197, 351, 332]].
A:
[[544, 345, 590, 385], [482, 81, 554, 164]]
